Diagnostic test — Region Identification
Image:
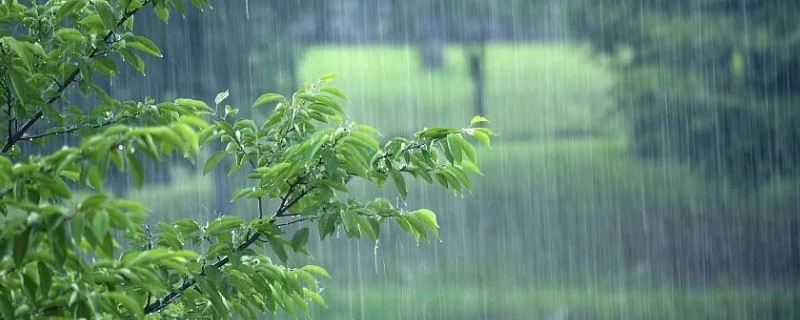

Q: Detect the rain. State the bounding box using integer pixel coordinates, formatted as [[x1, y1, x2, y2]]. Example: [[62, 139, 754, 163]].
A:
[[46, 0, 800, 319]]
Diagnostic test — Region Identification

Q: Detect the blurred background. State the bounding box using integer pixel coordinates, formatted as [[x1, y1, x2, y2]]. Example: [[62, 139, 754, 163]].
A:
[[67, 0, 800, 319]]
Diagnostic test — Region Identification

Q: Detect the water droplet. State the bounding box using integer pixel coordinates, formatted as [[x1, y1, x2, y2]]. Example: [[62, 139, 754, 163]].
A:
[[373, 240, 380, 273]]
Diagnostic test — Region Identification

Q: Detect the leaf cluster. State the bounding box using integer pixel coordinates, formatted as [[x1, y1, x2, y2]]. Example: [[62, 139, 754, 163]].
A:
[[0, 1, 493, 319]]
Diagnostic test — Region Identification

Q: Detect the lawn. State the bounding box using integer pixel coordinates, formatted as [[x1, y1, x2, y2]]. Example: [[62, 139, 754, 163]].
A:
[[274, 285, 798, 320], [298, 42, 618, 139]]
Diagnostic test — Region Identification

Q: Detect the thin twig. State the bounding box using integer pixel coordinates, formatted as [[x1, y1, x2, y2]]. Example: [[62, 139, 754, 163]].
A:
[[142, 231, 262, 314], [275, 217, 316, 227], [18, 116, 122, 141]]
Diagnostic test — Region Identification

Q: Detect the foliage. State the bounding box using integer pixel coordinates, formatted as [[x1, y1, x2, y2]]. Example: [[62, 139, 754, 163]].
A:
[[0, 0, 491, 319], [570, 0, 800, 186]]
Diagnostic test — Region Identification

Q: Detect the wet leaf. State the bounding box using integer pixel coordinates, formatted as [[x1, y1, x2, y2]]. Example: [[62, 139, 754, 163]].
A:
[[252, 93, 284, 108], [13, 228, 30, 267], [390, 169, 407, 199], [469, 115, 490, 126], [127, 36, 162, 57], [300, 265, 331, 279], [215, 90, 230, 106], [93, 0, 117, 30], [291, 228, 309, 251], [205, 216, 245, 236], [203, 151, 227, 175]]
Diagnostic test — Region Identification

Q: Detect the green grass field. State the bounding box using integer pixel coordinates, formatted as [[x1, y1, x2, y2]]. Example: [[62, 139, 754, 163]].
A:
[[299, 42, 618, 139], [271, 285, 798, 320]]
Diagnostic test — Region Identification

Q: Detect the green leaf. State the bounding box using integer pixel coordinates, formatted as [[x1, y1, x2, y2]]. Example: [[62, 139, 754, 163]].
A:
[[196, 277, 227, 315], [290, 228, 310, 251], [354, 215, 377, 241], [317, 212, 337, 239], [175, 98, 211, 110], [303, 288, 326, 306], [471, 130, 491, 148], [0, 289, 13, 320], [70, 215, 85, 246], [93, 0, 117, 30], [439, 139, 455, 164], [390, 169, 407, 200], [447, 166, 472, 191], [13, 228, 30, 267], [224, 104, 239, 118], [319, 72, 338, 81], [252, 93, 284, 108], [57, 0, 86, 22], [339, 211, 359, 237], [268, 237, 289, 263], [215, 90, 229, 106], [126, 152, 144, 189], [175, 219, 201, 236], [47, 177, 73, 198], [9, 65, 34, 105], [37, 262, 52, 297], [311, 94, 344, 114], [403, 214, 428, 241], [92, 212, 110, 241], [80, 193, 108, 210], [154, 3, 169, 22], [1, 37, 32, 70], [118, 48, 145, 74], [459, 135, 478, 164], [203, 151, 227, 175], [446, 134, 463, 164], [321, 87, 349, 101], [205, 215, 245, 236], [231, 187, 253, 201], [172, 123, 199, 153], [54, 28, 86, 43], [94, 56, 118, 76], [105, 292, 143, 318], [300, 265, 331, 279], [469, 115, 490, 126], [414, 209, 439, 238], [322, 149, 338, 175], [127, 36, 162, 57]]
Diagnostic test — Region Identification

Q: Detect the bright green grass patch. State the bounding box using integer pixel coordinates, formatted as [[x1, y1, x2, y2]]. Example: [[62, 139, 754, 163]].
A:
[[477, 138, 711, 216], [277, 285, 797, 320], [298, 42, 617, 139]]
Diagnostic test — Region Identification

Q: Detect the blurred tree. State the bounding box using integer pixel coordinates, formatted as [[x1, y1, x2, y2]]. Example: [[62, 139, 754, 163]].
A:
[[571, 0, 800, 187]]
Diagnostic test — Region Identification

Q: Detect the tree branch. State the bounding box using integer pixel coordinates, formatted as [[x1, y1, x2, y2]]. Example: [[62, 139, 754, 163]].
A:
[[0, 3, 149, 154], [142, 187, 312, 315], [275, 217, 316, 227], [17, 116, 123, 141], [142, 231, 262, 314]]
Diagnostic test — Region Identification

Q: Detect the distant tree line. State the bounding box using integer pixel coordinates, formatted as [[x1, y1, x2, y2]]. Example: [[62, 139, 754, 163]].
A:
[[571, 0, 800, 188]]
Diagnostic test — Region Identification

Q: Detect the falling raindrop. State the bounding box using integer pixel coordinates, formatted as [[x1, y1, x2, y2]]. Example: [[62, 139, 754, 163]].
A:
[[373, 240, 380, 273]]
